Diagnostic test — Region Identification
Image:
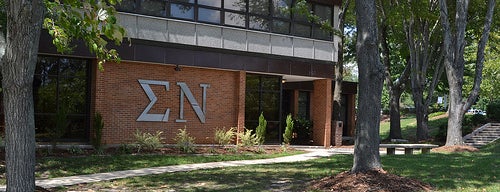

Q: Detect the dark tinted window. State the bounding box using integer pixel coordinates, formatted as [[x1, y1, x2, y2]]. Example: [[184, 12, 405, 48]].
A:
[[34, 56, 90, 142], [199, 8, 221, 23], [170, 3, 194, 19]]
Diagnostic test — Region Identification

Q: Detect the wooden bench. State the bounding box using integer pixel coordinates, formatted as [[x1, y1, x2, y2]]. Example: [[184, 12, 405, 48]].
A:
[[379, 144, 439, 155]]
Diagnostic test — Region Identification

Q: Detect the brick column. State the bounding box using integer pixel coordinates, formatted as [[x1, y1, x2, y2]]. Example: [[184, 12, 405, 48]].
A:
[[236, 71, 246, 144], [312, 79, 332, 147]]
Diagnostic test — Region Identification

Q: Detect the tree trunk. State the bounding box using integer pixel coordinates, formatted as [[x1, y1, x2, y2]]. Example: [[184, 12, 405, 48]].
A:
[[332, 0, 349, 125], [388, 88, 402, 139], [414, 97, 430, 141], [352, 0, 383, 173], [445, 84, 465, 145], [2, 1, 45, 191], [439, 0, 496, 146]]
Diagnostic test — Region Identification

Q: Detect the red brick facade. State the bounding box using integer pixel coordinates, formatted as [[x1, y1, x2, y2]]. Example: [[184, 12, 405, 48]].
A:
[[94, 61, 243, 144], [311, 79, 333, 147]]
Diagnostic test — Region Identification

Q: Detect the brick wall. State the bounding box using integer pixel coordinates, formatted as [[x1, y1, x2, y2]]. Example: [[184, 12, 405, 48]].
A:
[[94, 61, 242, 144]]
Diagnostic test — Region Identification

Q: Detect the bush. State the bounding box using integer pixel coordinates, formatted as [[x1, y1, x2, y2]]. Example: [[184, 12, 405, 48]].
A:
[[134, 129, 164, 153], [435, 122, 448, 142], [283, 114, 294, 145], [214, 127, 236, 146], [255, 112, 267, 145], [92, 112, 104, 151], [237, 129, 259, 147], [293, 118, 312, 145], [487, 100, 500, 121], [174, 128, 196, 153], [471, 114, 487, 126], [68, 146, 84, 155]]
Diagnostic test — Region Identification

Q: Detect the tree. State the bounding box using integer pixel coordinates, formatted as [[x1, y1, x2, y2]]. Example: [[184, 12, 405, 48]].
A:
[[352, 0, 383, 172], [377, 0, 411, 140], [332, 0, 351, 144], [402, 0, 444, 141], [0, 0, 125, 191], [439, 0, 496, 146]]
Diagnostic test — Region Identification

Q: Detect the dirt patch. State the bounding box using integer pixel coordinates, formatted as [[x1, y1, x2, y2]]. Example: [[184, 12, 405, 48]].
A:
[[308, 170, 433, 192], [431, 145, 479, 153]]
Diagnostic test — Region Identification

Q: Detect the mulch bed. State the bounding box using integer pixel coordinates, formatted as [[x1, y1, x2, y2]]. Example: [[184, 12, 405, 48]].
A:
[[308, 170, 433, 192]]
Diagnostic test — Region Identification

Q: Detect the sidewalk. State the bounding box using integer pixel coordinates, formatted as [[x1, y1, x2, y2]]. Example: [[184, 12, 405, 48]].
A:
[[0, 147, 355, 190]]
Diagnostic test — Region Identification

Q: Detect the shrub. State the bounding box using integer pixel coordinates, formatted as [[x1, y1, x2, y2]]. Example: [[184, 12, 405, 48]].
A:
[[283, 114, 294, 145], [487, 100, 500, 121], [118, 144, 134, 154], [214, 127, 236, 146], [255, 112, 267, 145], [237, 129, 259, 147], [293, 118, 313, 144], [435, 122, 448, 142], [174, 128, 196, 153], [68, 146, 84, 155], [134, 129, 164, 153], [471, 114, 487, 126], [92, 112, 104, 151]]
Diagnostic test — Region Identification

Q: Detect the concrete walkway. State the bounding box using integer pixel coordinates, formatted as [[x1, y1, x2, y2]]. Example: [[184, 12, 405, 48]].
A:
[[0, 147, 355, 190]]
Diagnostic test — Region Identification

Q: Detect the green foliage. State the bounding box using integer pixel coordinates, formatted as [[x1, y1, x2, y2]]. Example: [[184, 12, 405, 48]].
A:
[[118, 144, 134, 154], [92, 112, 104, 151], [255, 112, 267, 145], [134, 129, 164, 153], [174, 128, 196, 153], [68, 146, 84, 155], [293, 118, 312, 145], [214, 127, 236, 146], [237, 129, 259, 147], [486, 100, 500, 121], [43, 0, 127, 68], [283, 114, 294, 145]]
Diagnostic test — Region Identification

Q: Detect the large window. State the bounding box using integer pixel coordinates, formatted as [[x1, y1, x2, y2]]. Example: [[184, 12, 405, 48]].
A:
[[117, 0, 335, 41], [245, 74, 282, 143], [34, 56, 91, 142]]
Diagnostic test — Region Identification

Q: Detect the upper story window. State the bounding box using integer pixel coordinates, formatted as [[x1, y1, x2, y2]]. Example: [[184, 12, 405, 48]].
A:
[[117, 0, 335, 41]]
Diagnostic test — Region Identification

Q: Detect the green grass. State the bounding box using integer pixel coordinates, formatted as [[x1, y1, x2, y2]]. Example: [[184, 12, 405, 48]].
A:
[[380, 113, 448, 142], [0, 150, 303, 185], [54, 141, 499, 191]]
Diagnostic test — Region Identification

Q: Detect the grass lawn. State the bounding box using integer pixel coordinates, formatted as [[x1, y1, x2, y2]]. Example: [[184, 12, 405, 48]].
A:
[[379, 112, 449, 142], [0, 150, 303, 185], [53, 141, 499, 191]]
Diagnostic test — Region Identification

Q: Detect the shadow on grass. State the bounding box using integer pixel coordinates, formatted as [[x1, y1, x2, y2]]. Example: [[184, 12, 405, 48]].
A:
[[54, 142, 498, 191], [383, 144, 499, 191], [54, 155, 352, 192]]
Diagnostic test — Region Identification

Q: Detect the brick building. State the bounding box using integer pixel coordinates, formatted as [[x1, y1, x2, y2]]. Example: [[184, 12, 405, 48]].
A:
[[30, 0, 356, 147]]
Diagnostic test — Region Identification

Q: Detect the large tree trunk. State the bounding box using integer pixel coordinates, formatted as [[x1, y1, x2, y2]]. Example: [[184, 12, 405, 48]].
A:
[[414, 96, 430, 140], [439, 0, 495, 146], [388, 88, 403, 139], [2, 1, 45, 191], [446, 84, 465, 145], [352, 0, 383, 173]]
